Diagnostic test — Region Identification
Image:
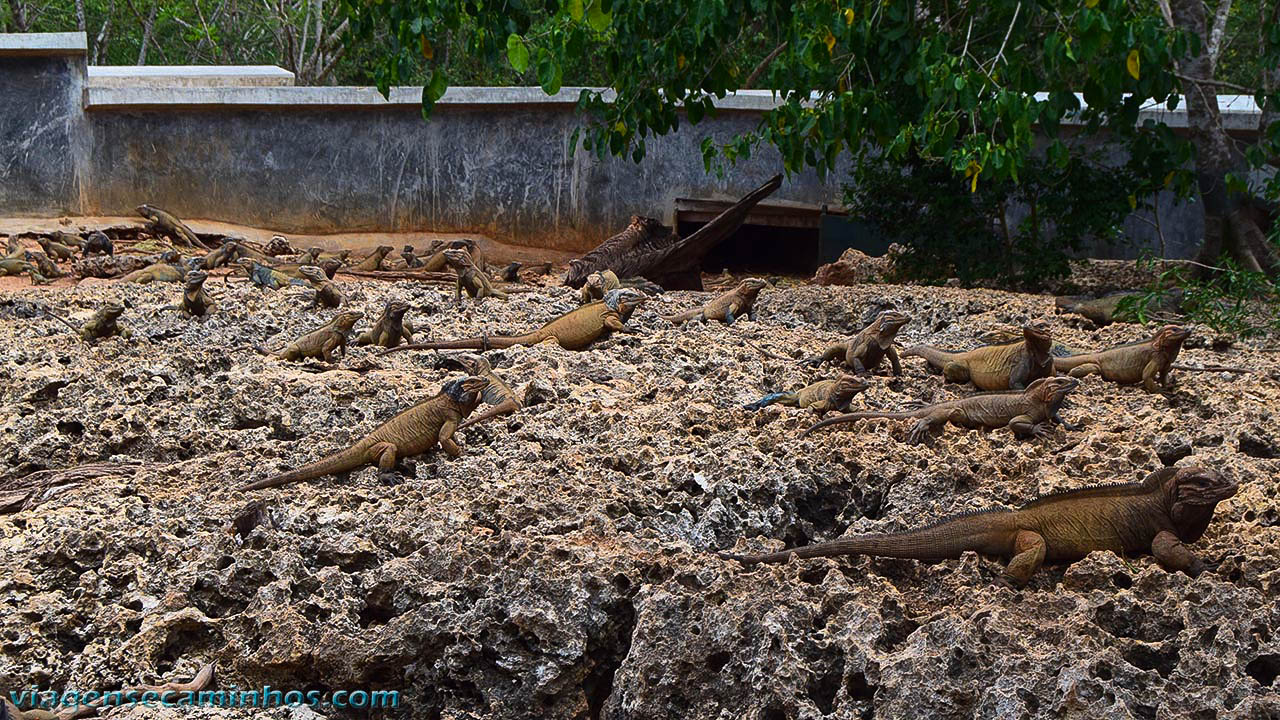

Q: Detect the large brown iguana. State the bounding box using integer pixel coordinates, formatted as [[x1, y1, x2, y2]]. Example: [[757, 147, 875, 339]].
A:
[[444, 248, 507, 303], [181, 270, 216, 317], [662, 278, 769, 325], [719, 465, 1237, 585], [976, 326, 1079, 358], [120, 251, 186, 283], [257, 310, 362, 362], [353, 245, 395, 271], [1052, 325, 1192, 393], [744, 373, 870, 418], [300, 265, 344, 309], [802, 376, 1080, 443], [355, 300, 416, 348], [383, 288, 647, 354], [805, 310, 911, 374], [240, 376, 490, 490], [136, 204, 210, 250], [904, 322, 1054, 390]]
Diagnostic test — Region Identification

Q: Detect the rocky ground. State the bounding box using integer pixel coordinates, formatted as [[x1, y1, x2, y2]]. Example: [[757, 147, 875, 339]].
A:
[[1, 259, 1278, 720]]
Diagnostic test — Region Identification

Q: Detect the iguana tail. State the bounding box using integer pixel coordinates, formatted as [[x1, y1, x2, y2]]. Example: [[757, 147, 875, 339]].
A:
[[902, 344, 957, 369], [379, 333, 533, 355], [240, 443, 371, 491], [801, 411, 916, 437], [744, 392, 789, 411], [662, 308, 703, 325]]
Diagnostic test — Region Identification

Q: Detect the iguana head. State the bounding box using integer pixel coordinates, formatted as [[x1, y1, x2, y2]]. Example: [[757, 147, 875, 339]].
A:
[[443, 248, 472, 267], [1023, 322, 1053, 351], [738, 277, 770, 296], [604, 288, 647, 313], [383, 300, 410, 320], [1153, 325, 1192, 352], [564, 259, 590, 288], [320, 259, 343, 278], [372, 245, 394, 256], [334, 310, 363, 330], [298, 265, 326, 284], [402, 244, 416, 253], [584, 271, 606, 292], [873, 310, 911, 335], [101, 302, 126, 319], [446, 353, 493, 375], [160, 250, 181, 264], [443, 375, 490, 403], [186, 270, 208, 288], [1026, 376, 1078, 404], [236, 258, 260, 274], [1164, 466, 1237, 540], [834, 373, 871, 398], [135, 204, 155, 218]]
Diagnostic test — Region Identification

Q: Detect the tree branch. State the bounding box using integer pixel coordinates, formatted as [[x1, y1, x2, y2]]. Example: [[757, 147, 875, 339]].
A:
[[743, 41, 787, 89], [1206, 0, 1233, 70]]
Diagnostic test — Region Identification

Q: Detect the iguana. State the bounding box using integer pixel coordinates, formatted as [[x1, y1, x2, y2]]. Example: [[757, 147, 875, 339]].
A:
[[353, 245, 395, 271], [662, 278, 769, 325], [444, 248, 507, 303], [1052, 325, 1192, 393], [317, 248, 352, 265], [26, 251, 64, 279], [300, 265, 344, 309], [579, 270, 621, 303], [240, 376, 490, 490], [3, 663, 214, 720], [51, 230, 86, 251], [199, 240, 239, 270], [82, 231, 114, 258], [805, 310, 911, 374], [294, 247, 321, 265], [904, 322, 1054, 390], [447, 353, 525, 429], [500, 262, 522, 282], [121, 251, 186, 283], [318, 258, 343, 279], [719, 466, 1236, 586], [976, 326, 1080, 358], [420, 239, 478, 272], [384, 288, 647, 354], [136, 204, 211, 249], [744, 373, 870, 418], [257, 310, 362, 362], [802, 376, 1080, 443], [265, 234, 294, 256], [36, 236, 75, 261], [0, 256, 30, 276], [182, 270, 216, 316], [4, 236, 23, 257], [80, 303, 131, 341], [355, 300, 416, 348], [401, 245, 424, 268], [238, 258, 303, 290]]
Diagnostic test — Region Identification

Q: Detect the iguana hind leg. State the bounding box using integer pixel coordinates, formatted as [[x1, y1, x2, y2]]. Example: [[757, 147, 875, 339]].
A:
[[1068, 362, 1101, 379], [370, 442, 398, 471], [1003, 529, 1046, 585], [942, 361, 971, 383]]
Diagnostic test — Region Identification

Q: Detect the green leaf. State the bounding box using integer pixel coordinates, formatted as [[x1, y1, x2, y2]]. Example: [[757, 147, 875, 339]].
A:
[[587, 0, 611, 32], [568, 0, 584, 22], [506, 34, 530, 73], [537, 51, 563, 94], [421, 69, 448, 118]]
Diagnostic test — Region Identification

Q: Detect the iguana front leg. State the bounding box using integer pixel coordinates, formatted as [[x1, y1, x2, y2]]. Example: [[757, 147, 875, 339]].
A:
[[887, 346, 902, 375], [459, 398, 520, 429], [455, 276, 464, 305], [725, 301, 742, 325], [1003, 529, 1047, 585], [438, 419, 462, 457], [1141, 359, 1163, 393], [402, 319, 416, 344], [1151, 530, 1203, 576], [906, 409, 953, 444], [604, 314, 626, 332], [1052, 411, 1080, 431], [321, 335, 343, 362]]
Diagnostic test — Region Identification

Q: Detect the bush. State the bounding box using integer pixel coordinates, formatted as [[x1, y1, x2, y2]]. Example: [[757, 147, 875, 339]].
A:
[[1117, 255, 1280, 337]]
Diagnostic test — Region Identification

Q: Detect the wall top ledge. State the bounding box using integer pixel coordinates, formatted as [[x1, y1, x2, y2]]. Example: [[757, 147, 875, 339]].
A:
[[88, 65, 296, 87], [0, 32, 88, 56]]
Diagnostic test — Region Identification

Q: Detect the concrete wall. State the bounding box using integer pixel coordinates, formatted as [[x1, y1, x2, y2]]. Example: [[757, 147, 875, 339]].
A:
[[0, 32, 1264, 258]]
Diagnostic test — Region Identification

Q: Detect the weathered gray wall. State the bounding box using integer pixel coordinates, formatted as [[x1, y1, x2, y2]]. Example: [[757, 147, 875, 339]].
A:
[[0, 48, 87, 217]]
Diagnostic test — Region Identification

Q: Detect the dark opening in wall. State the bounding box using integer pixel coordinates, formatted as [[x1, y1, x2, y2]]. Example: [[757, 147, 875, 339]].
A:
[[678, 221, 821, 275]]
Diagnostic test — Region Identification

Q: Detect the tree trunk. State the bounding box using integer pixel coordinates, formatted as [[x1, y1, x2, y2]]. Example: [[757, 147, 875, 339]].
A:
[[137, 4, 158, 64], [1169, 0, 1278, 273]]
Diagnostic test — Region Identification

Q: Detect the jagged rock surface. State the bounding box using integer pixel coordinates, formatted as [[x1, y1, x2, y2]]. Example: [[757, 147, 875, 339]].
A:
[[1, 277, 1278, 719]]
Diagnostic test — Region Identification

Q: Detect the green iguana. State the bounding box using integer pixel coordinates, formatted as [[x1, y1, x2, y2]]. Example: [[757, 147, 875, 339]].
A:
[[355, 300, 416, 348], [121, 251, 186, 283], [805, 310, 911, 374], [80, 303, 130, 341], [240, 376, 490, 490], [744, 373, 870, 418], [353, 245, 395, 271], [384, 288, 647, 354], [182, 270, 215, 316], [662, 278, 768, 325], [136, 204, 210, 250], [1052, 325, 1191, 393], [444, 248, 507, 303], [802, 376, 1080, 443], [36, 236, 74, 261], [904, 322, 1054, 390], [719, 465, 1236, 585], [257, 310, 362, 362], [300, 265, 344, 309]]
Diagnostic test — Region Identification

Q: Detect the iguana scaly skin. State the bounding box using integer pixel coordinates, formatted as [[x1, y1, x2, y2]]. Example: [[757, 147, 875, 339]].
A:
[[401, 245, 424, 268], [385, 288, 647, 354], [806, 310, 911, 374], [82, 231, 113, 258], [36, 237, 74, 261], [238, 258, 303, 290], [444, 248, 507, 303], [803, 376, 1080, 443], [300, 265, 344, 309], [662, 278, 768, 325], [579, 270, 621, 303], [720, 466, 1236, 585], [136, 204, 210, 249], [1053, 325, 1191, 393], [80, 303, 130, 341], [240, 376, 489, 490], [745, 374, 869, 418], [0, 256, 30, 276], [977, 326, 1080, 358], [182, 270, 215, 316], [354, 245, 395, 271], [356, 300, 416, 348], [259, 310, 362, 362], [448, 353, 525, 429], [121, 252, 186, 283], [905, 323, 1054, 390], [51, 230, 86, 251]]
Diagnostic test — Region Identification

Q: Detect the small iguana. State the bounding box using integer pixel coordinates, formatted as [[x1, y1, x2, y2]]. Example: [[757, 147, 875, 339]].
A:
[[4, 236, 24, 257], [1052, 324, 1191, 393], [51, 230, 86, 251], [500, 262, 522, 282], [447, 353, 525, 429], [240, 376, 490, 490], [721, 466, 1236, 585], [238, 258, 303, 290], [401, 245, 424, 268], [662, 278, 769, 325], [121, 251, 186, 283], [136, 204, 210, 249], [80, 303, 131, 341], [444, 248, 507, 303], [200, 240, 239, 270], [385, 288, 647, 354], [257, 310, 362, 362], [744, 373, 870, 418], [579, 270, 621, 303], [300, 265, 344, 309], [82, 231, 114, 258], [294, 247, 321, 265], [803, 376, 1080, 443], [355, 300, 416, 348], [26, 251, 64, 279], [0, 256, 30, 276], [318, 248, 352, 265], [354, 245, 395, 271], [182, 270, 216, 316], [805, 310, 911, 374], [4, 663, 214, 720], [904, 322, 1054, 391], [36, 236, 74, 261]]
